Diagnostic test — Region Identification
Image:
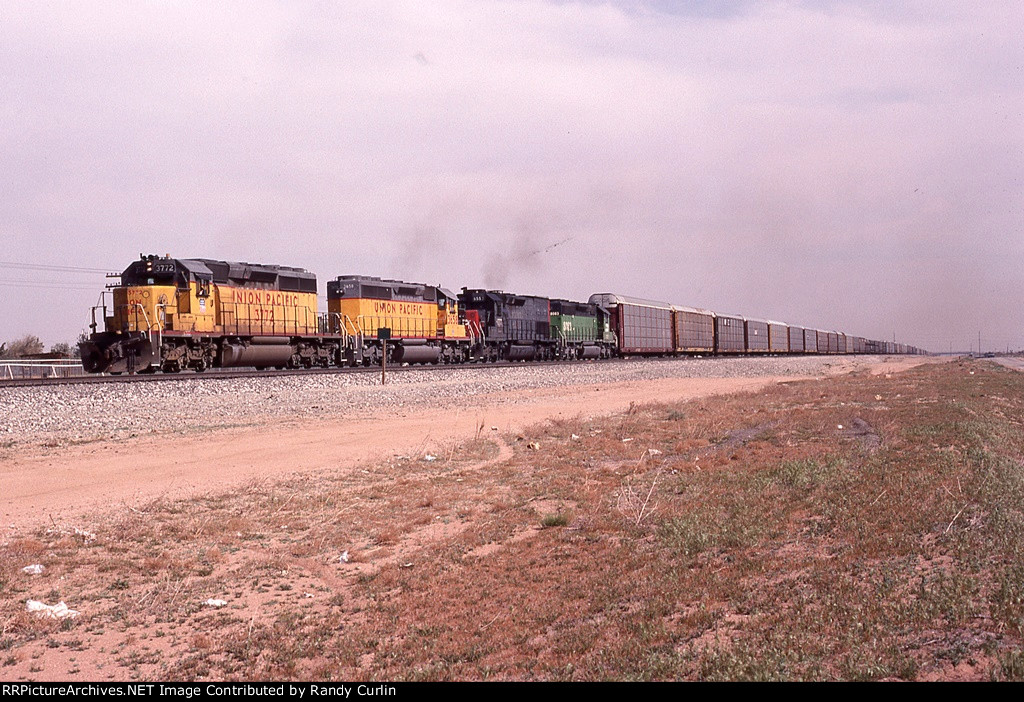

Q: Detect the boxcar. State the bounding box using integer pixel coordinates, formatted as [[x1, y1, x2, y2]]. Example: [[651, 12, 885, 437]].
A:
[[816, 330, 828, 353], [803, 328, 817, 353], [715, 313, 746, 354], [767, 320, 789, 353], [589, 294, 673, 355], [827, 332, 840, 354], [671, 305, 715, 354], [745, 318, 770, 353], [790, 326, 806, 353]]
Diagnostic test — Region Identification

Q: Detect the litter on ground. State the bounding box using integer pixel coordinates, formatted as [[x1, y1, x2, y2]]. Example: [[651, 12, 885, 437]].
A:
[[26, 600, 78, 619]]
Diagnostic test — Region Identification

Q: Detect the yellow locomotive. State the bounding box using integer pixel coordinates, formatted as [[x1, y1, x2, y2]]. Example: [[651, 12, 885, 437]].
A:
[[326, 275, 471, 365], [81, 255, 330, 373], [80, 257, 475, 373]]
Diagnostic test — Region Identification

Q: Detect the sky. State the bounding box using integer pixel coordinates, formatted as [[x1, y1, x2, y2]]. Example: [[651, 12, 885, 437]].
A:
[[0, 0, 1021, 352]]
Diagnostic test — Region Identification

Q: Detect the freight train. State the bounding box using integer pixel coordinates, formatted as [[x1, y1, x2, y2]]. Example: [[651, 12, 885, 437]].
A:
[[79, 254, 925, 374]]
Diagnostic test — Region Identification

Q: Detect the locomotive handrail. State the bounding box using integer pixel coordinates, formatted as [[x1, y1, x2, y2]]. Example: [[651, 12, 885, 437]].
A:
[[557, 329, 602, 345], [122, 303, 154, 340], [326, 312, 347, 342], [467, 319, 484, 347], [88, 290, 112, 333], [220, 304, 318, 337], [153, 303, 167, 332], [557, 328, 599, 344], [342, 315, 363, 348], [354, 314, 438, 339]]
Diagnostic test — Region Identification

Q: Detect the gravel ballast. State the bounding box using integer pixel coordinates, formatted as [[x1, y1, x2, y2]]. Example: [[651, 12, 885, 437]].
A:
[[0, 356, 869, 447]]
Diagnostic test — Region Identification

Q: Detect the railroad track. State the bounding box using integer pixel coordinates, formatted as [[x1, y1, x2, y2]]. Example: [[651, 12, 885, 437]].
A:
[[0, 356, 644, 389]]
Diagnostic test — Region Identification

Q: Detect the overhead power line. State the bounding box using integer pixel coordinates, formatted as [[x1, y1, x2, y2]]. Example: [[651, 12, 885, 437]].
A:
[[0, 280, 102, 290], [0, 261, 111, 274]]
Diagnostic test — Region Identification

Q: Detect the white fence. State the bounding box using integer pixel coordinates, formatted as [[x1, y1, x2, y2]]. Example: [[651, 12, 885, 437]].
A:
[[1, 359, 86, 380]]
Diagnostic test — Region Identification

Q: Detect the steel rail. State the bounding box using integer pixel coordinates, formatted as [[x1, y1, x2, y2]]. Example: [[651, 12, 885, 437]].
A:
[[0, 355, 656, 389]]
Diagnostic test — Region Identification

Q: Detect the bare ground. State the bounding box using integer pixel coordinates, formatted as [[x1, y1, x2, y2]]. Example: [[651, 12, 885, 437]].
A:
[[0, 357, 916, 531], [9, 355, 1024, 681]]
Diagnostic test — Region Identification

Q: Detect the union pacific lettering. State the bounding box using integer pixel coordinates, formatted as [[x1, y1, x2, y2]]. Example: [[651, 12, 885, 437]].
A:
[[370, 300, 429, 316], [125, 291, 147, 307], [232, 289, 303, 307]]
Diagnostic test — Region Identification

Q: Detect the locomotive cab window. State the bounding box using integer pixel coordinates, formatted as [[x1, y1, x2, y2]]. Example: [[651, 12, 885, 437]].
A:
[[197, 279, 211, 298]]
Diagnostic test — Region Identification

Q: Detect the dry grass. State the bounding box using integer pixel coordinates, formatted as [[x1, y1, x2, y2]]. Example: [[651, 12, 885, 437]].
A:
[[2, 359, 1024, 680]]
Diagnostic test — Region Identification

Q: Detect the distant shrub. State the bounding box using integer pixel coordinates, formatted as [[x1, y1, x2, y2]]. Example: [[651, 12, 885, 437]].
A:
[[541, 513, 569, 528]]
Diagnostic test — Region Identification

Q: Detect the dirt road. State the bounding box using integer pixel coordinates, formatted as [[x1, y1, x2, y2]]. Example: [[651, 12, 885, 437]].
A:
[[993, 356, 1024, 372]]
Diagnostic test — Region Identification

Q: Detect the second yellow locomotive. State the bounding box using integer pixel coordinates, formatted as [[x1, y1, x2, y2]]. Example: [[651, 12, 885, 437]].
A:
[[326, 275, 471, 365]]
